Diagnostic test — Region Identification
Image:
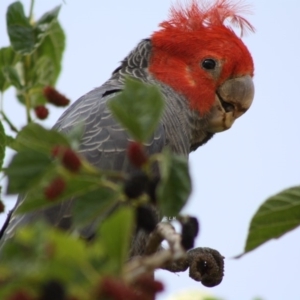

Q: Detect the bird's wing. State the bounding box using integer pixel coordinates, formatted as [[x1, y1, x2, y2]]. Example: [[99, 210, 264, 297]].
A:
[[0, 79, 166, 246]]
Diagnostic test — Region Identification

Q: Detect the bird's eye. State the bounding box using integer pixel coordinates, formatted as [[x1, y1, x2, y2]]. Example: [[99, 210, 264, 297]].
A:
[[202, 59, 216, 70]]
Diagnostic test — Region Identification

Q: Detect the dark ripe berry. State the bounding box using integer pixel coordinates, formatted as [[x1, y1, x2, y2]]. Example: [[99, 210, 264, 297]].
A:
[[136, 205, 158, 233], [147, 176, 160, 204], [98, 277, 137, 300], [34, 105, 49, 120], [124, 172, 148, 199], [40, 280, 65, 300], [7, 290, 33, 300], [184, 216, 199, 238], [43, 86, 70, 107], [61, 148, 81, 173], [180, 216, 199, 250], [127, 142, 148, 168], [0, 200, 5, 213], [181, 230, 194, 250], [44, 177, 66, 200]]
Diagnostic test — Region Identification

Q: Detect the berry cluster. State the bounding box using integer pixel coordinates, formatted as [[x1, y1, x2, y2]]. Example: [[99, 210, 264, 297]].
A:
[[43, 146, 82, 200], [33, 87, 70, 120], [125, 142, 162, 234], [6, 281, 79, 300], [5, 275, 163, 300], [123, 171, 160, 233]]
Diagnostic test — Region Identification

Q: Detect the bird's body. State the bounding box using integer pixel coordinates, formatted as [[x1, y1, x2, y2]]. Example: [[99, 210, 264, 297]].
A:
[[0, 0, 255, 256]]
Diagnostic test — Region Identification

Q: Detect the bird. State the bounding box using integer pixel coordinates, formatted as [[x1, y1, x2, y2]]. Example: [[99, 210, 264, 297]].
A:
[[0, 0, 255, 258]]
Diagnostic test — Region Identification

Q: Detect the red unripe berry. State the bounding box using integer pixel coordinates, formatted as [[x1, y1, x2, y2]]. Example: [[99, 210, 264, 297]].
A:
[[51, 146, 82, 173], [98, 277, 138, 300], [127, 142, 148, 168], [34, 105, 49, 120], [51, 145, 65, 157], [61, 148, 81, 173], [0, 200, 5, 213], [43, 86, 70, 107], [7, 290, 33, 300], [44, 177, 66, 200], [135, 275, 164, 294]]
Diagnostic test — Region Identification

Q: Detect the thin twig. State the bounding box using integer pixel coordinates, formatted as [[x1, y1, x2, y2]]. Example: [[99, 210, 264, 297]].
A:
[[0, 111, 19, 133], [24, 88, 32, 124], [123, 222, 186, 283]]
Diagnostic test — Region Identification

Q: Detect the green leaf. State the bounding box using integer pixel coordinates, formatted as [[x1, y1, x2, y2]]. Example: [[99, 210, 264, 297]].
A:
[[36, 21, 65, 85], [0, 46, 19, 92], [0, 222, 95, 286], [6, 3, 61, 56], [6, 2, 35, 55], [24, 21, 65, 107], [5, 149, 52, 194], [108, 77, 165, 143], [16, 175, 99, 214], [157, 150, 191, 217], [27, 56, 55, 107], [2, 65, 22, 89], [31, 56, 55, 86], [0, 121, 5, 170], [244, 186, 300, 254], [73, 187, 120, 227], [15, 123, 70, 153], [5, 134, 18, 151], [34, 6, 61, 49], [99, 206, 134, 272]]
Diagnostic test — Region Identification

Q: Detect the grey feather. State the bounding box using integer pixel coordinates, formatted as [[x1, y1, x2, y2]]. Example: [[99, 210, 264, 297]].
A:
[[0, 39, 214, 255]]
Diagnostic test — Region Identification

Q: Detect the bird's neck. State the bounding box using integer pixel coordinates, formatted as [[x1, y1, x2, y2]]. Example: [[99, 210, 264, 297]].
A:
[[111, 39, 214, 153]]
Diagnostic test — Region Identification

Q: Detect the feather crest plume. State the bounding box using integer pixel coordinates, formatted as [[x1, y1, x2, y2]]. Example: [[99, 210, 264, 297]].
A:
[[159, 0, 255, 36]]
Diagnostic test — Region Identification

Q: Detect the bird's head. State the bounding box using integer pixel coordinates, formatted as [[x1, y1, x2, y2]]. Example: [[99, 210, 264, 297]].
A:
[[149, 0, 255, 132]]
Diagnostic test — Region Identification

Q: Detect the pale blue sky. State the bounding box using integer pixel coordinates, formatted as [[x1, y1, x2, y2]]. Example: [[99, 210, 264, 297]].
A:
[[0, 1, 300, 299]]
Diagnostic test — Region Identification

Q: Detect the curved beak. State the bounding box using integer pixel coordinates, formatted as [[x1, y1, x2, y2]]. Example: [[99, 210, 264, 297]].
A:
[[207, 75, 254, 132]]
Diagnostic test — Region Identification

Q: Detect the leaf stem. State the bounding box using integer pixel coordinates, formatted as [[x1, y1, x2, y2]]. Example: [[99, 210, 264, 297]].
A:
[[0, 92, 3, 111], [24, 91, 32, 124], [29, 0, 35, 21]]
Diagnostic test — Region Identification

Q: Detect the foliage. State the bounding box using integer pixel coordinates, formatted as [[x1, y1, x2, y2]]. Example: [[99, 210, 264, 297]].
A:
[[0, 2, 192, 298], [108, 78, 165, 143], [241, 185, 300, 255], [0, 1, 299, 299], [0, 0, 65, 127]]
